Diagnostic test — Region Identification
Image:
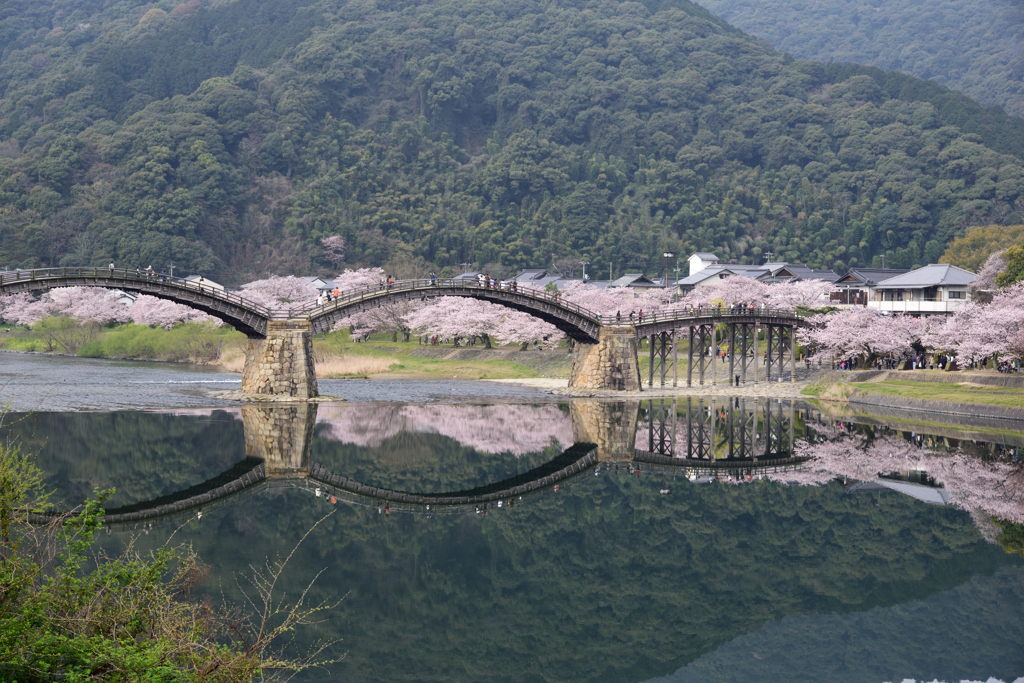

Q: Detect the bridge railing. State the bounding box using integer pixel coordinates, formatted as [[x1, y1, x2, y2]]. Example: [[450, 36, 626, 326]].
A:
[[625, 305, 807, 327], [0, 267, 272, 318], [290, 277, 603, 322]]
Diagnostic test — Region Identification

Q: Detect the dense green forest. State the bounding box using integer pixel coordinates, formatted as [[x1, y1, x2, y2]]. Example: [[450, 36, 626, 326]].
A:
[[3, 0, 1024, 283], [694, 0, 1024, 117]]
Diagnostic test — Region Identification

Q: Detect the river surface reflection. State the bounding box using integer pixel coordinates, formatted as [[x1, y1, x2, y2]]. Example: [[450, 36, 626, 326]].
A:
[[5, 393, 1023, 682]]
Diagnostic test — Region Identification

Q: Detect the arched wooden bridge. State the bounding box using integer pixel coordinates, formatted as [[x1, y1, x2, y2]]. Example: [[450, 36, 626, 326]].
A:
[[0, 270, 812, 392], [0, 267, 272, 337]]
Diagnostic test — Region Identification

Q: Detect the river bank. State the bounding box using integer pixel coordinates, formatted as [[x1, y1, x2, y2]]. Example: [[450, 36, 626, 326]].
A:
[[804, 370, 1024, 423]]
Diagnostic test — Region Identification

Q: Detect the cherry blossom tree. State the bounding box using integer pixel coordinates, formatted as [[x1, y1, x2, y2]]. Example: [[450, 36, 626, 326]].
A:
[[402, 296, 562, 347], [558, 281, 669, 317], [0, 287, 131, 326], [333, 267, 385, 292], [319, 235, 346, 267], [970, 250, 1008, 302], [799, 308, 923, 363], [926, 283, 1024, 361], [239, 276, 319, 308], [130, 295, 220, 328], [677, 277, 833, 310]]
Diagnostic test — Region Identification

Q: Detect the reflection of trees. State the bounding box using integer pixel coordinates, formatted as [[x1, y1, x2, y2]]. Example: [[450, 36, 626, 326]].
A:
[[785, 427, 1024, 524], [136, 473, 1016, 683], [315, 404, 573, 455]]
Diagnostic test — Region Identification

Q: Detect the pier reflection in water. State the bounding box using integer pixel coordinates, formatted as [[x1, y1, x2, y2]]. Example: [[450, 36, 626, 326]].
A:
[[93, 399, 821, 527]]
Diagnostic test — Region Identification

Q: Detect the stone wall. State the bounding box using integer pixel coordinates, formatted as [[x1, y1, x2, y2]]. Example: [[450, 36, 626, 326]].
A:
[[242, 403, 318, 475], [570, 400, 640, 461], [568, 325, 640, 390], [241, 320, 319, 398]]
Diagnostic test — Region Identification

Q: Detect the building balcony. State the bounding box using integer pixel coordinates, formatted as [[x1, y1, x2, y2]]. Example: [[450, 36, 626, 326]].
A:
[[866, 299, 967, 314]]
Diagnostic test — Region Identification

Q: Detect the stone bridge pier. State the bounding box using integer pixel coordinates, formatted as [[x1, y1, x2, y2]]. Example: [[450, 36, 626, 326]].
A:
[[570, 400, 640, 462], [241, 320, 319, 398], [242, 403, 318, 475], [568, 326, 641, 390]]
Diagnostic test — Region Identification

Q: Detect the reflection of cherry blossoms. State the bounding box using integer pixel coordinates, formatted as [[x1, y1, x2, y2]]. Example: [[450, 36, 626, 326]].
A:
[[316, 404, 574, 455], [776, 429, 1024, 524]]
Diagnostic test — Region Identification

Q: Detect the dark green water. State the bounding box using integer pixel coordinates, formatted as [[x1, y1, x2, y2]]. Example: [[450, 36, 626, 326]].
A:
[[5, 402, 1023, 683]]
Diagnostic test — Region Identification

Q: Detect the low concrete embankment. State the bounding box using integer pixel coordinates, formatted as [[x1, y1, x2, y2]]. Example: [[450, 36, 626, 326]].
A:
[[843, 370, 1024, 388], [833, 370, 1024, 423], [846, 393, 1024, 425]]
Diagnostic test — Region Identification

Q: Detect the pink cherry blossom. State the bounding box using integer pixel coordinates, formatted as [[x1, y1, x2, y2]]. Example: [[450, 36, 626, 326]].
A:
[[676, 277, 833, 310], [767, 428, 1024, 524], [401, 296, 563, 347], [0, 287, 131, 326], [238, 276, 319, 308], [315, 403, 575, 455], [799, 308, 924, 361], [319, 235, 346, 266], [130, 294, 220, 328], [925, 283, 1024, 361]]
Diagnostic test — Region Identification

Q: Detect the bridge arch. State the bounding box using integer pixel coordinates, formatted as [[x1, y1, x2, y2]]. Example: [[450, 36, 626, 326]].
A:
[[0, 268, 271, 338], [300, 278, 603, 343]]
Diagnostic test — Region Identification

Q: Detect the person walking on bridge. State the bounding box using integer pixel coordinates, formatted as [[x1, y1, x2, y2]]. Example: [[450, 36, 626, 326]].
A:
[[108, 261, 115, 276]]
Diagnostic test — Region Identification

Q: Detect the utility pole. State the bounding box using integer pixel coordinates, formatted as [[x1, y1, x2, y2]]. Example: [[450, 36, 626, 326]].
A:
[[579, 260, 589, 281], [168, 263, 175, 278]]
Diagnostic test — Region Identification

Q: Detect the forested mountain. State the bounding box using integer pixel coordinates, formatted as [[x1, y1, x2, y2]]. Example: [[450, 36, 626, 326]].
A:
[[694, 0, 1024, 117], [3, 0, 1024, 283]]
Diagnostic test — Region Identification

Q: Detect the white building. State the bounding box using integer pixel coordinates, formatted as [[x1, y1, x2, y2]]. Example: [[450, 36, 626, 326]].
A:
[[687, 252, 720, 276], [866, 264, 976, 315]]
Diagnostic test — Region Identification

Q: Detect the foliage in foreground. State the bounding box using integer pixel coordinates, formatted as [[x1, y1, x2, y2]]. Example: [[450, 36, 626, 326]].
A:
[[0, 422, 338, 681]]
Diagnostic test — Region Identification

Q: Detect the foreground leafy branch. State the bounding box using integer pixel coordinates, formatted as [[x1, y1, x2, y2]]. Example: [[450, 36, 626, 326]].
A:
[[0, 412, 341, 682]]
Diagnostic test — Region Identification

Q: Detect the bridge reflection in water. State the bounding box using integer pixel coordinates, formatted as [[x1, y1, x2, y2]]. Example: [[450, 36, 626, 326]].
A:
[[95, 399, 808, 529]]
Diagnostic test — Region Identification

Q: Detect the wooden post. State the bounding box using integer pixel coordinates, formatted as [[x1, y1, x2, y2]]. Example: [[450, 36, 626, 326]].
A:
[[753, 321, 761, 385], [672, 331, 678, 388], [648, 334, 654, 388], [711, 324, 718, 386], [791, 325, 797, 383], [687, 327, 694, 388], [729, 324, 736, 387]]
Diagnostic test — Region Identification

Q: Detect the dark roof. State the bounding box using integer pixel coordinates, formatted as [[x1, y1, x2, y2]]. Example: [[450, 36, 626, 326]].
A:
[[874, 264, 977, 289], [610, 273, 658, 287], [835, 268, 911, 287]]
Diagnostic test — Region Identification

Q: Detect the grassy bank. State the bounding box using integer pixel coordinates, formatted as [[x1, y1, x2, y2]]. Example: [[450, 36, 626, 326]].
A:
[[0, 321, 245, 363], [848, 379, 1024, 410], [0, 319, 572, 380], [804, 374, 1024, 411]]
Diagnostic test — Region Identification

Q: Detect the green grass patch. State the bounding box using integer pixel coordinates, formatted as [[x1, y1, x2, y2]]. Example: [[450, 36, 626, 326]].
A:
[[847, 379, 1024, 410], [0, 321, 245, 363]]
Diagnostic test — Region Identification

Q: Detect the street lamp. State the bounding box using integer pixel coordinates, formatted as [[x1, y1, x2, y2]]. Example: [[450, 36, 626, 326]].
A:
[[578, 260, 589, 281], [662, 252, 675, 290]]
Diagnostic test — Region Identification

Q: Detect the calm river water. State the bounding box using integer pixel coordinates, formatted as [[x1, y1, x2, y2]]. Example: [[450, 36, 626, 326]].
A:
[[1, 353, 1023, 682]]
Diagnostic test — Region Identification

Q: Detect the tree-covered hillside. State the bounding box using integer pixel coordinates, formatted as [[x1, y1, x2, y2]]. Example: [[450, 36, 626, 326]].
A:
[[3, 0, 1024, 283], [693, 0, 1024, 117]]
